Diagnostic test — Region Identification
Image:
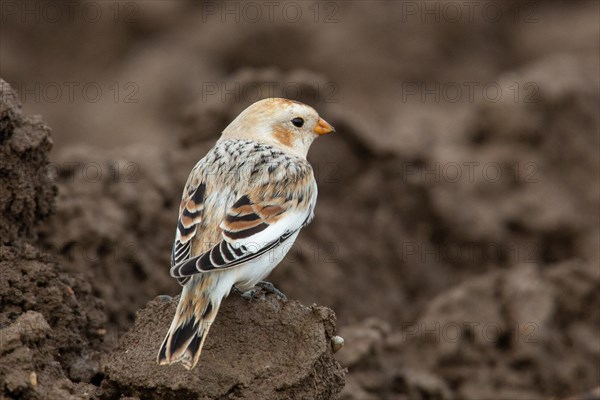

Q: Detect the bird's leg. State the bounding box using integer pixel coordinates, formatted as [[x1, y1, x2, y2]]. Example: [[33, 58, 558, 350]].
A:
[[256, 281, 287, 300]]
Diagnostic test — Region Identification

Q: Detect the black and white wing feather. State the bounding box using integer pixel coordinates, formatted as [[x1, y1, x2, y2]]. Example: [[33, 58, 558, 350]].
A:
[[170, 192, 312, 280]]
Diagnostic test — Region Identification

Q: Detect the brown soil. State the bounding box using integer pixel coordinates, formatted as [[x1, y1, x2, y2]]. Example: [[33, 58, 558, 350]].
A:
[[1, 1, 599, 399], [103, 294, 344, 400]]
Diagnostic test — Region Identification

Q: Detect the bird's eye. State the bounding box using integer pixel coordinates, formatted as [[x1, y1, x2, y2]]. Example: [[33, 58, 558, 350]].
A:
[[291, 117, 304, 127]]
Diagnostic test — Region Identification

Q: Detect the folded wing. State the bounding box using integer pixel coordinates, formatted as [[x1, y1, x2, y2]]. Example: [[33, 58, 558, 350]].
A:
[[171, 193, 310, 281]]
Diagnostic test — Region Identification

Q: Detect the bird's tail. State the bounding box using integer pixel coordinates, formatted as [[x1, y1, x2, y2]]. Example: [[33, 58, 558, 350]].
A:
[[157, 278, 220, 370]]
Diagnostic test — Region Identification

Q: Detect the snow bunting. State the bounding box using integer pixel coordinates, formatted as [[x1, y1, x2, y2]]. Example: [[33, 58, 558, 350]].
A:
[[157, 98, 334, 370]]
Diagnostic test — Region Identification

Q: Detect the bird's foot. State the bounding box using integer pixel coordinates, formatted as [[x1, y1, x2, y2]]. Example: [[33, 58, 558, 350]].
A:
[[234, 282, 287, 301], [233, 286, 259, 300], [256, 281, 287, 300]]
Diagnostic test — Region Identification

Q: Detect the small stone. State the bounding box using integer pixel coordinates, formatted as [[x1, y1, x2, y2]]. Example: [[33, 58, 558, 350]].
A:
[[332, 336, 345, 353], [155, 295, 172, 302], [29, 371, 37, 386]]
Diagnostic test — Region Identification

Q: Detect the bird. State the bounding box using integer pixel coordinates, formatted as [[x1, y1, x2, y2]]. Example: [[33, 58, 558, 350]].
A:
[[157, 97, 335, 370]]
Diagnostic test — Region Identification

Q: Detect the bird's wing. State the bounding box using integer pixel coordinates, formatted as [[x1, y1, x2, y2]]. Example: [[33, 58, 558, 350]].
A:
[[170, 191, 312, 282]]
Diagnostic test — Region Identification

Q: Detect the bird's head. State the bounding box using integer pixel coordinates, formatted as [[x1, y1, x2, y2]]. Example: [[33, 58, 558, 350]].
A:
[[221, 98, 335, 157]]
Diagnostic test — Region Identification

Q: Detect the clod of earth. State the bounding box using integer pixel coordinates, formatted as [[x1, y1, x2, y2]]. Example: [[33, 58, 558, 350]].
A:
[[103, 292, 346, 400]]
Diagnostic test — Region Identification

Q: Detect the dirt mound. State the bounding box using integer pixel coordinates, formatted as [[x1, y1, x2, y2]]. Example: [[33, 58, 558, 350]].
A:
[[334, 53, 600, 399], [103, 292, 345, 399], [0, 79, 106, 399], [0, 244, 106, 398], [0, 79, 55, 246], [339, 261, 599, 400]]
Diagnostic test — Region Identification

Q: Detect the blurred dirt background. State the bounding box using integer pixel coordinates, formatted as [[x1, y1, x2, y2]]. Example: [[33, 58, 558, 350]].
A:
[[1, 0, 599, 399]]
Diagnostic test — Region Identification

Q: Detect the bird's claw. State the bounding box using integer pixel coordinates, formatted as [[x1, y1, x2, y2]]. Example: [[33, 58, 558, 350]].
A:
[[256, 281, 287, 300], [234, 282, 287, 300], [233, 286, 259, 300], [241, 289, 259, 300]]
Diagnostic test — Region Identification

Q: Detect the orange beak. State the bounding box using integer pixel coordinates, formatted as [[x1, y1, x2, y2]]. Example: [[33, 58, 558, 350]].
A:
[[314, 118, 335, 135]]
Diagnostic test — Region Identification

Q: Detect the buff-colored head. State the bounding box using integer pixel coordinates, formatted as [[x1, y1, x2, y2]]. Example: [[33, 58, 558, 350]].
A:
[[220, 98, 335, 157]]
